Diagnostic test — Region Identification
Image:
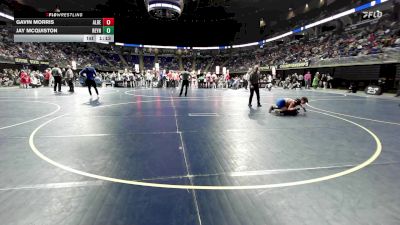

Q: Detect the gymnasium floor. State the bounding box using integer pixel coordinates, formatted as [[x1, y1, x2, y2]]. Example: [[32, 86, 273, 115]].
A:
[[0, 86, 399, 225]]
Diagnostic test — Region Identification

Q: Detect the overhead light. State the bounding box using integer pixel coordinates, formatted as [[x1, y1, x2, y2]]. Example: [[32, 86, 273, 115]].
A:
[[305, 3, 309, 12], [0, 11, 14, 21], [260, 18, 266, 27], [146, 0, 183, 20]]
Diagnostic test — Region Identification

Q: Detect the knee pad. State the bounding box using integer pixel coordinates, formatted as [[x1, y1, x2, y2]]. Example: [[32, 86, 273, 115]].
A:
[[275, 110, 299, 116]]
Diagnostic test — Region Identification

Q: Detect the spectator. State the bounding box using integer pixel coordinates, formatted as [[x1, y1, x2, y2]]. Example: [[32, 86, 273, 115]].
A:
[[312, 72, 320, 89], [20, 70, 30, 89], [66, 65, 74, 92], [298, 73, 304, 87], [327, 74, 333, 89]]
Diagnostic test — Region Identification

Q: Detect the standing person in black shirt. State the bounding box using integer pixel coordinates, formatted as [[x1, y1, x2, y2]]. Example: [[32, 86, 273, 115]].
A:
[[248, 65, 262, 108], [179, 68, 191, 97], [51, 64, 62, 93]]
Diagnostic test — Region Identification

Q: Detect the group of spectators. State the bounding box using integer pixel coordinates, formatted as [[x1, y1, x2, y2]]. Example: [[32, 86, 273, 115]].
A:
[[275, 71, 334, 90], [0, 12, 399, 88], [0, 63, 350, 94], [0, 67, 76, 89], [225, 17, 400, 72], [2, 19, 399, 74]]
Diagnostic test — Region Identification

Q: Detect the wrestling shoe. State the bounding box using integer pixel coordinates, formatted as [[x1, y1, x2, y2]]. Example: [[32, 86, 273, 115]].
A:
[[268, 106, 273, 113], [257, 104, 262, 107]]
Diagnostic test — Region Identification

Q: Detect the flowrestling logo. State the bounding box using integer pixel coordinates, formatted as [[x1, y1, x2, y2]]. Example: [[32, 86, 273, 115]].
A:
[[362, 10, 383, 20]]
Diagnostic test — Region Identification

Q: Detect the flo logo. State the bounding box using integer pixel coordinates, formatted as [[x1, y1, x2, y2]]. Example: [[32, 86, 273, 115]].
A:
[[365, 85, 382, 95], [362, 10, 383, 19]]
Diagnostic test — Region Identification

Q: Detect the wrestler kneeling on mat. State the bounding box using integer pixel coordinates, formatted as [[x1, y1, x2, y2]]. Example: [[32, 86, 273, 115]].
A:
[[268, 97, 308, 116]]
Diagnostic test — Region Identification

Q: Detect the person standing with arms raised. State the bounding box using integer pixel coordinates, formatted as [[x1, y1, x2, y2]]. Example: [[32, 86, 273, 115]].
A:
[[80, 64, 99, 97], [179, 68, 191, 97], [248, 65, 262, 108]]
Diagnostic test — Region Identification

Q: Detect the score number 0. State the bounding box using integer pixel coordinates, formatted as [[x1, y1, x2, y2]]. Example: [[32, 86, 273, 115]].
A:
[[102, 18, 114, 34], [103, 18, 114, 26]]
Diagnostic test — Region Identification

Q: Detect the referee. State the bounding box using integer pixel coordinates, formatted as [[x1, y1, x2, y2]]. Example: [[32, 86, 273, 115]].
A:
[[51, 64, 62, 93], [248, 65, 262, 107], [179, 68, 191, 97], [79, 64, 99, 97]]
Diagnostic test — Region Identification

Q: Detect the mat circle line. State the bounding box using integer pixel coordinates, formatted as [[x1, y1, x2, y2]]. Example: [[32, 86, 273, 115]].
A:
[[307, 100, 400, 126], [29, 99, 382, 190], [124, 90, 349, 100], [0, 89, 119, 99], [0, 100, 61, 130]]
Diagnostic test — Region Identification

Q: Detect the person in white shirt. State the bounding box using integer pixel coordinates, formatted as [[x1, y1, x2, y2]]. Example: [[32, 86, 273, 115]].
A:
[[326, 74, 333, 89], [212, 73, 218, 89], [111, 72, 116, 87], [206, 72, 211, 88], [65, 65, 74, 92], [298, 74, 304, 87], [31, 74, 41, 88], [191, 72, 197, 88], [146, 70, 152, 88], [266, 74, 273, 91]]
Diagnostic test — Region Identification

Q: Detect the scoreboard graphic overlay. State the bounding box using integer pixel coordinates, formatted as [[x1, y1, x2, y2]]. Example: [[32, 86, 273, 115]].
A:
[[13, 12, 114, 43]]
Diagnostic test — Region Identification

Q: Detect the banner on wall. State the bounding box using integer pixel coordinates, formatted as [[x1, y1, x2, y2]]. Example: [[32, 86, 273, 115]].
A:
[[259, 62, 308, 71], [259, 66, 270, 71], [14, 58, 49, 66], [278, 61, 309, 69], [29, 59, 40, 65], [14, 58, 29, 64]]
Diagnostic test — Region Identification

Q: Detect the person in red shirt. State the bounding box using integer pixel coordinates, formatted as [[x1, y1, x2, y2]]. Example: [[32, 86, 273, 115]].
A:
[[225, 73, 230, 88], [20, 70, 31, 89], [368, 33, 375, 43], [19, 70, 27, 88], [44, 69, 51, 87], [167, 71, 173, 88]]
